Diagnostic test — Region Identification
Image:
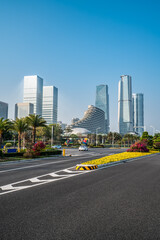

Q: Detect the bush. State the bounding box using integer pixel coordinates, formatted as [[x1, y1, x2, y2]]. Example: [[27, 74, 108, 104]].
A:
[[41, 150, 62, 156], [23, 152, 35, 158], [5, 143, 12, 148], [127, 141, 149, 152], [33, 141, 46, 155], [153, 142, 160, 150], [3, 152, 24, 157]]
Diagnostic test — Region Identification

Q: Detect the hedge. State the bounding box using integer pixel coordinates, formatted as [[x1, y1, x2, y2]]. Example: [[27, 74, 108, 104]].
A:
[[40, 150, 62, 156]]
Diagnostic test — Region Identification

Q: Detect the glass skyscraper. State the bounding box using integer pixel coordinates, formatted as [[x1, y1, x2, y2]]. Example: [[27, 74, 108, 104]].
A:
[[118, 75, 133, 135], [0, 101, 8, 119], [132, 93, 144, 136], [95, 85, 109, 133], [23, 75, 43, 116], [15, 103, 34, 119], [42, 86, 58, 124]]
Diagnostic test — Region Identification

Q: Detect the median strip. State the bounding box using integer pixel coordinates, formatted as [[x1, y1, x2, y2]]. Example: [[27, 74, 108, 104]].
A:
[[76, 151, 159, 170]]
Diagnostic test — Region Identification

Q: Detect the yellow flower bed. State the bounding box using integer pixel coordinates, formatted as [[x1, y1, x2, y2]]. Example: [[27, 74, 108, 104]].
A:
[[82, 151, 158, 166]]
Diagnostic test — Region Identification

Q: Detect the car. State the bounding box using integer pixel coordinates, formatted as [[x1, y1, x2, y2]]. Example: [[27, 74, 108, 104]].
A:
[[51, 145, 62, 149], [79, 145, 88, 151]]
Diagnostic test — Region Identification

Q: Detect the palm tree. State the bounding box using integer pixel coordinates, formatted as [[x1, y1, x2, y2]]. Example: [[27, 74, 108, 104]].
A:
[[26, 114, 47, 144], [13, 118, 28, 151], [0, 118, 12, 146]]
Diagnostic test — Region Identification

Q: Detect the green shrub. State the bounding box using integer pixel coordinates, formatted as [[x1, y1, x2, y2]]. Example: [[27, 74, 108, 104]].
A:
[[3, 152, 24, 157], [41, 150, 62, 156], [5, 143, 12, 148], [23, 152, 35, 158]]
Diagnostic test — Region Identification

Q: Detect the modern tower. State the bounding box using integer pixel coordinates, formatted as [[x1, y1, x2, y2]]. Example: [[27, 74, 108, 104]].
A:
[[132, 93, 144, 136], [15, 103, 34, 119], [118, 75, 133, 135], [23, 75, 43, 116], [0, 101, 8, 119], [42, 86, 58, 124], [95, 85, 109, 133]]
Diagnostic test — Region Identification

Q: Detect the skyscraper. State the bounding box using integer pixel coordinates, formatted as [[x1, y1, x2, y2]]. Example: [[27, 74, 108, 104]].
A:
[[132, 93, 144, 136], [0, 101, 8, 119], [42, 86, 58, 124], [95, 85, 110, 133], [15, 103, 34, 119], [23, 75, 43, 116], [118, 75, 133, 135]]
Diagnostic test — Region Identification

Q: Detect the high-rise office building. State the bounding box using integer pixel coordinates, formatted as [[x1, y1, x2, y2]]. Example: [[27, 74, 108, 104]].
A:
[[15, 103, 34, 119], [23, 75, 43, 116], [0, 101, 8, 119], [95, 85, 110, 133], [42, 86, 58, 124], [132, 93, 144, 136], [118, 75, 133, 135]]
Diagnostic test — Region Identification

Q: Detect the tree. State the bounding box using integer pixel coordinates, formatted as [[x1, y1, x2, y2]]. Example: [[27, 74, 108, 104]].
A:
[[124, 134, 134, 146], [26, 114, 47, 144], [13, 118, 28, 151], [0, 118, 12, 146], [107, 132, 113, 144], [141, 131, 153, 147], [50, 124, 63, 143]]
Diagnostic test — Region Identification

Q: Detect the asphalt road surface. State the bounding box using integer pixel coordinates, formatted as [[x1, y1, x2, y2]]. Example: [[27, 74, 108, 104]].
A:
[[0, 149, 160, 240]]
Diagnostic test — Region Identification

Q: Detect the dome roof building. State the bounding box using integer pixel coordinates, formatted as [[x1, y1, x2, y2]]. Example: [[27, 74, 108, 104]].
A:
[[70, 105, 105, 134]]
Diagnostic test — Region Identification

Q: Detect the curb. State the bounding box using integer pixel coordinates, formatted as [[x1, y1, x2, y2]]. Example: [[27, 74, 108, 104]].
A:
[[76, 164, 98, 171]]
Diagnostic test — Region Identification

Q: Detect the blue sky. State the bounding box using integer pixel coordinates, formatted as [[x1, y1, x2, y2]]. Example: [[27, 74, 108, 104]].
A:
[[0, 0, 160, 133]]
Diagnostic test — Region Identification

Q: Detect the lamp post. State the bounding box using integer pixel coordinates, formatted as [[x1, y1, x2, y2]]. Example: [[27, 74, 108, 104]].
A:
[[150, 126, 155, 136], [112, 130, 116, 148], [96, 127, 100, 146], [51, 125, 54, 147], [133, 126, 146, 136]]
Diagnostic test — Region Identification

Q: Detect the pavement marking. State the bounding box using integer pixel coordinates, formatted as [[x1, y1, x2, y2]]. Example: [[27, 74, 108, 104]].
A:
[[0, 166, 91, 196], [0, 152, 152, 196]]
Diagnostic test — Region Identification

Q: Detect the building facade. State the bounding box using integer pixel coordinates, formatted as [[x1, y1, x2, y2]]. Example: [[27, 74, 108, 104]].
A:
[[71, 118, 80, 124], [42, 86, 58, 125], [95, 85, 110, 133], [70, 105, 105, 134], [15, 103, 34, 119], [132, 93, 144, 136], [23, 75, 43, 116], [118, 75, 133, 135], [0, 101, 8, 119]]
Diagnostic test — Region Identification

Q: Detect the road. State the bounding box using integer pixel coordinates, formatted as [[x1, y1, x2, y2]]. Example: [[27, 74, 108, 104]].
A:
[[0, 149, 160, 240]]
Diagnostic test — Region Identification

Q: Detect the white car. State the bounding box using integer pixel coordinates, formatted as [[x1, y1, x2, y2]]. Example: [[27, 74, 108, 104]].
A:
[[51, 145, 62, 149], [79, 145, 88, 151]]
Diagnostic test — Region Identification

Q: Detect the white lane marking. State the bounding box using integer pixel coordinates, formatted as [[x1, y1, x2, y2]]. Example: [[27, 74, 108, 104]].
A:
[[0, 154, 105, 174], [1, 152, 151, 196], [30, 178, 46, 183], [63, 169, 82, 173], [1, 184, 15, 191], [0, 167, 89, 196]]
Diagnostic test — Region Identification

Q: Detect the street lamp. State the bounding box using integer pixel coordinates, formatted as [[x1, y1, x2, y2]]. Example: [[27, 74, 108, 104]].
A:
[[112, 130, 116, 148], [51, 125, 54, 147], [150, 126, 155, 136], [96, 127, 100, 146]]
